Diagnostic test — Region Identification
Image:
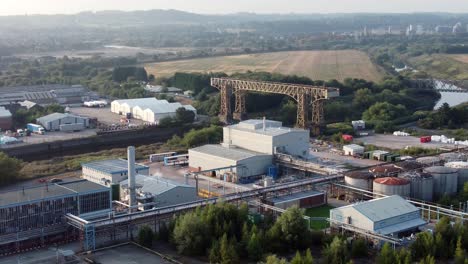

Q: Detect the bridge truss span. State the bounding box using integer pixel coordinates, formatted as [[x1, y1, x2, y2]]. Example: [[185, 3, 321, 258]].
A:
[[210, 77, 340, 135]]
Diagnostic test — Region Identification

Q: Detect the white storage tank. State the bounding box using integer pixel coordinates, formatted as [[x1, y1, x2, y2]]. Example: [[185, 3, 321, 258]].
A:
[[423, 166, 458, 198], [345, 171, 374, 191], [439, 152, 466, 163], [416, 156, 442, 167], [444, 162, 468, 191], [399, 172, 434, 201], [373, 177, 411, 198]]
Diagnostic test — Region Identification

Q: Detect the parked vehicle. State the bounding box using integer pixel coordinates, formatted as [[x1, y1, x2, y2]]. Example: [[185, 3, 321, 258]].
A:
[[16, 129, 26, 137], [27, 123, 45, 135], [59, 123, 85, 132], [49, 178, 63, 183]]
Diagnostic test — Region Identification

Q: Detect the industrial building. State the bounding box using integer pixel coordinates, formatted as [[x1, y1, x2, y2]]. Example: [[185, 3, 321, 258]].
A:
[[82, 159, 150, 185], [266, 190, 326, 209], [37, 112, 90, 131], [0, 84, 97, 106], [330, 195, 426, 238], [111, 98, 196, 124], [222, 119, 309, 157], [0, 180, 111, 253], [189, 144, 273, 179], [120, 175, 198, 209], [343, 144, 364, 156], [0, 107, 12, 130]]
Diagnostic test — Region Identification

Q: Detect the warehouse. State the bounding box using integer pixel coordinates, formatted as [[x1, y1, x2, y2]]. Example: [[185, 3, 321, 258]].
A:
[[330, 195, 426, 238], [120, 175, 198, 208], [37, 112, 90, 131], [0, 180, 111, 253], [189, 144, 273, 179], [82, 159, 150, 185], [222, 119, 309, 158], [343, 144, 365, 156], [0, 107, 12, 130], [266, 190, 327, 210]]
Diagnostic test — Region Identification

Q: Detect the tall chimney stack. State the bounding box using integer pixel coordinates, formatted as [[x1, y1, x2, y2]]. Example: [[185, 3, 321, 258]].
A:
[[127, 146, 137, 210], [263, 116, 266, 132]]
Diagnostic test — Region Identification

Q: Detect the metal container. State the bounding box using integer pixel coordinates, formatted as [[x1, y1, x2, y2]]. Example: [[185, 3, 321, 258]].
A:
[[345, 171, 374, 200], [416, 156, 442, 167], [399, 172, 434, 201], [444, 162, 468, 191], [373, 177, 411, 198], [369, 165, 402, 177], [423, 166, 458, 198], [439, 152, 467, 163]]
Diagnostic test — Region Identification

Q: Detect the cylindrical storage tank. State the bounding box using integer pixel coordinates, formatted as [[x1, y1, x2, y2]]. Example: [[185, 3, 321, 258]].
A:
[[395, 160, 423, 171], [399, 172, 434, 201], [373, 177, 410, 198], [369, 165, 402, 177], [439, 153, 466, 163], [423, 166, 458, 198], [416, 156, 442, 167], [444, 162, 468, 191], [345, 171, 374, 200]]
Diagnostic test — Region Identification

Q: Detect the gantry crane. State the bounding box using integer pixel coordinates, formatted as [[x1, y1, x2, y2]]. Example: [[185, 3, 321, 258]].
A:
[[210, 78, 340, 135]]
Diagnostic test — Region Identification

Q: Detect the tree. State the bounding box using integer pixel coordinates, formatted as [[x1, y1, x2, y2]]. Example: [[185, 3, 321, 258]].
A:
[[376, 243, 396, 264], [410, 232, 435, 261], [137, 225, 154, 248], [0, 152, 23, 187], [247, 232, 263, 261], [271, 206, 310, 250], [158, 116, 174, 127], [418, 255, 435, 264], [351, 238, 368, 258], [322, 236, 349, 264], [220, 233, 239, 264], [209, 240, 221, 264], [291, 251, 303, 264], [303, 249, 314, 264], [455, 236, 466, 264], [395, 248, 411, 264], [175, 107, 195, 124], [264, 255, 288, 264], [362, 102, 407, 122]]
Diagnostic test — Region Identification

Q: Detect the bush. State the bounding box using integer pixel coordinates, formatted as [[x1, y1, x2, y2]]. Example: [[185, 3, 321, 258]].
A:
[[137, 225, 154, 248]]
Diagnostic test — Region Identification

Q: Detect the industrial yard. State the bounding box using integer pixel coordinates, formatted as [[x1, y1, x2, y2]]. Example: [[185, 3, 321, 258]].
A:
[[355, 134, 460, 150]]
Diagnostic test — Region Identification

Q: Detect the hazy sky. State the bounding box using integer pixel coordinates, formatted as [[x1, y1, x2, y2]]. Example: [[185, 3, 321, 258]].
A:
[[2, 0, 468, 16]]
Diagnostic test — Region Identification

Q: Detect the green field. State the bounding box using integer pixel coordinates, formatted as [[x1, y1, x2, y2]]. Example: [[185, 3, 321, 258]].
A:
[[145, 50, 384, 82], [408, 54, 468, 80], [305, 204, 335, 230]]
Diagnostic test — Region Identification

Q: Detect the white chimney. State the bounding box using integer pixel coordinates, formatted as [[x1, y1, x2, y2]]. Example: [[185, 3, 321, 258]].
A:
[[263, 116, 266, 132], [127, 146, 137, 210]]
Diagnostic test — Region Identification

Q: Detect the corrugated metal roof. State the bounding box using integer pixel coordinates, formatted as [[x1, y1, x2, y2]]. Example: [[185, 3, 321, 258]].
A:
[[0, 180, 108, 207], [37, 112, 87, 124], [190, 144, 270, 161], [337, 195, 419, 222], [112, 98, 160, 108], [82, 159, 149, 175], [120, 174, 193, 196], [343, 144, 365, 151], [375, 218, 427, 235]]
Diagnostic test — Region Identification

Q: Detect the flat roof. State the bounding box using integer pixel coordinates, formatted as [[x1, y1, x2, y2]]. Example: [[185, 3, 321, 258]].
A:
[[268, 190, 324, 204], [121, 174, 193, 196], [82, 159, 149, 175], [190, 144, 270, 161], [0, 180, 108, 208], [332, 195, 419, 222], [227, 119, 307, 137]]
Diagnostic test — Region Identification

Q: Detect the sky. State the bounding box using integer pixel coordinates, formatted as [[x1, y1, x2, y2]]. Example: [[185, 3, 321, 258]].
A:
[[1, 0, 468, 16]]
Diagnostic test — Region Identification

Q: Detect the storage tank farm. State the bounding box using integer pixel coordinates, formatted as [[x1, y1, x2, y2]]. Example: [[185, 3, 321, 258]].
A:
[[416, 156, 442, 167], [444, 161, 468, 191], [369, 165, 402, 177], [439, 152, 467, 163], [344, 171, 374, 200], [423, 166, 458, 198], [398, 171, 434, 201], [373, 177, 411, 198]]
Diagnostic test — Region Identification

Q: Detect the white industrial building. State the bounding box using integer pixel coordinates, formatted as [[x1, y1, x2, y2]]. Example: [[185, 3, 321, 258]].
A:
[[189, 144, 273, 178], [37, 112, 90, 131], [222, 119, 309, 158], [120, 175, 198, 208], [111, 98, 196, 124], [82, 159, 149, 185], [330, 195, 426, 238], [343, 144, 365, 156]]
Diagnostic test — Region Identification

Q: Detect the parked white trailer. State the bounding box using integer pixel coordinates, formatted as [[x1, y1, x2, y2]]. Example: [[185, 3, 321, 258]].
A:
[[60, 123, 85, 132]]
